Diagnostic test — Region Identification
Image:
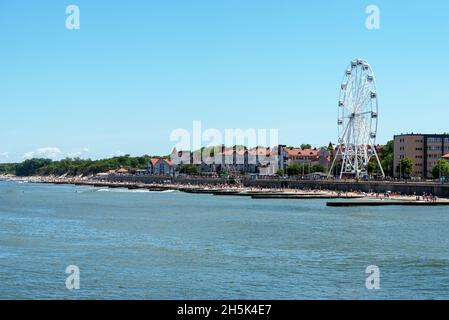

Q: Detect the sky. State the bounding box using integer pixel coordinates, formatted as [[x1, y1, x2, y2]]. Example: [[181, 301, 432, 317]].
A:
[[1, 0, 448, 163]]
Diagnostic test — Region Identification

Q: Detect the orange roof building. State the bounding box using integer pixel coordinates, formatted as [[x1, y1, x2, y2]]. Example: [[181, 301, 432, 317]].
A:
[[148, 158, 174, 176]]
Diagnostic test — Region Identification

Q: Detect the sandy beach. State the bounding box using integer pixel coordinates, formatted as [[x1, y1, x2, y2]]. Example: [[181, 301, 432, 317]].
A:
[[2, 174, 448, 203]]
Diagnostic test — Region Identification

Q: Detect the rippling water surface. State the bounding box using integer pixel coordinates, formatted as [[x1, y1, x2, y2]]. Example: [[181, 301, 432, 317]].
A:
[[1, 180, 449, 299]]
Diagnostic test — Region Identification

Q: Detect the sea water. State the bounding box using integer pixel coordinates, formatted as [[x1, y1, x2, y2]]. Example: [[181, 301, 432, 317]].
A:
[[0, 180, 449, 299]]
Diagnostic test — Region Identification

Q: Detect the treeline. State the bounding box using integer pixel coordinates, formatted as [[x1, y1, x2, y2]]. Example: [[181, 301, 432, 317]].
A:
[[0, 163, 16, 175], [0, 155, 153, 177]]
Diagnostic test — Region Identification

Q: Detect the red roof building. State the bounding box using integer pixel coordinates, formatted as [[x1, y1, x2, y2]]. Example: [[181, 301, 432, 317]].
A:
[[148, 158, 174, 176]]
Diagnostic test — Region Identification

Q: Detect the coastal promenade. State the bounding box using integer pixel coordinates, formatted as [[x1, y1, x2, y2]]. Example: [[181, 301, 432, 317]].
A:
[[2, 174, 449, 205]]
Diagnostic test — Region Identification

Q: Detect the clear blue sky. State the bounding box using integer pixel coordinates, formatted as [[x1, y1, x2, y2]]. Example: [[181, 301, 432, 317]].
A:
[[1, 0, 448, 163]]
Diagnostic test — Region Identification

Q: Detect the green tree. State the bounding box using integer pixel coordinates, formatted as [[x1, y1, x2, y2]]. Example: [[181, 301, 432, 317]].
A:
[[311, 164, 326, 173], [0, 163, 16, 175], [179, 164, 199, 175], [276, 169, 284, 176], [432, 159, 449, 179], [379, 140, 394, 177], [9, 154, 160, 177], [286, 163, 324, 175], [15, 158, 52, 176], [367, 159, 378, 175], [300, 144, 312, 149], [381, 153, 394, 177], [366, 141, 394, 177], [286, 164, 302, 175], [396, 157, 413, 178]]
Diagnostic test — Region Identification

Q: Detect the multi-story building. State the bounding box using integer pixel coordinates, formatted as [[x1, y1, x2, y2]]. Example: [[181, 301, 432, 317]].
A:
[[170, 145, 289, 176], [285, 147, 331, 170], [170, 145, 334, 176], [393, 134, 449, 178]]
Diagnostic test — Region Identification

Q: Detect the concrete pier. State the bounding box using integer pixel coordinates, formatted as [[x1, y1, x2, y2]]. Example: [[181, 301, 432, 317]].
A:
[[327, 200, 449, 207]]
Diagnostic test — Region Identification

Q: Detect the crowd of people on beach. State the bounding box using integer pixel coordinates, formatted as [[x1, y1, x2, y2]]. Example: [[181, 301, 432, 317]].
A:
[[418, 192, 438, 202]]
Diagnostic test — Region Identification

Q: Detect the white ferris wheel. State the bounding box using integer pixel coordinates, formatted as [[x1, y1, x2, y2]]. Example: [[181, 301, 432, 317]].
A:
[[328, 59, 385, 179]]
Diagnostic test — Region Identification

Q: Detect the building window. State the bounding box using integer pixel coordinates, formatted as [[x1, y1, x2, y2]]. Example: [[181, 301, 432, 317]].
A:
[[428, 137, 442, 143]]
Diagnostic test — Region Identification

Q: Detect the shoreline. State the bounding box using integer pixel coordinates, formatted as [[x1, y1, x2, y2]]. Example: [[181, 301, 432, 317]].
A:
[[2, 174, 448, 204]]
